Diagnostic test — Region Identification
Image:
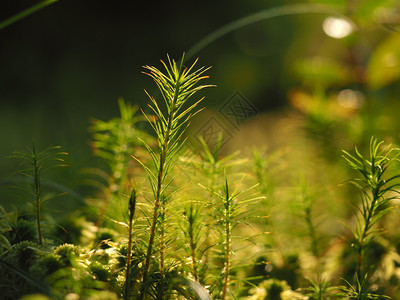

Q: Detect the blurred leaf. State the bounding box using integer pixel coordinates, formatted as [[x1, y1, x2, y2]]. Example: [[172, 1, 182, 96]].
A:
[[367, 33, 400, 90], [288, 88, 360, 119], [293, 57, 352, 88], [353, 0, 399, 23]]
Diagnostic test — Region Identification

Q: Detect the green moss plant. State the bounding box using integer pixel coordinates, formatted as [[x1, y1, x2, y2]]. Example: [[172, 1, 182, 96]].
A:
[[342, 138, 400, 299], [134, 54, 213, 299], [11, 144, 67, 246], [202, 175, 263, 299]]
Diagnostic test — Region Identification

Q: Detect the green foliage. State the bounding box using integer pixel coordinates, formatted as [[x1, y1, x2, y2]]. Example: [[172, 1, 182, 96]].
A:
[[302, 278, 345, 300], [342, 138, 400, 298], [33, 253, 64, 276], [88, 98, 149, 226], [53, 243, 80, 267], [181, 203, 202, 282], [136, 54, 213, 299], [9, 241, 40, 270], [8, 218, 37, 245], [10, 144, 67, 246], [367, 33, 400, 90], [293, 57, 352, 88], [19, 294, 52, 300], [89, 261, 112, 282], [0, 206, 12, 253], [3, 51, 400, 300], [0, 243, 52, 299], [248, 279, 307, 300], [202, 176, 263, 298], [341, 275, 391, 300]]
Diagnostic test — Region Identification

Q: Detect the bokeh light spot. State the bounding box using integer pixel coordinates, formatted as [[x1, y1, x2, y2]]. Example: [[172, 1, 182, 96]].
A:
[[337, 89, 364, 109], [323, 17, 353, 39]]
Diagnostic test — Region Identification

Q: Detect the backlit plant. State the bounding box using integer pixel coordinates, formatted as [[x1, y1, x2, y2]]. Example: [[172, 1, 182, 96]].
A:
[[3, 54, 400, 300], [10, 144, 67, 246], [134, 54, 213, 299], [341, 138, 400, 299]]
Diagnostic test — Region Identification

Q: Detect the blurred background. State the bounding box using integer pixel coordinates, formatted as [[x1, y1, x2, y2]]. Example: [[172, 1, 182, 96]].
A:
[[3, 2, 400, 297], [1, 0, 400, 197]]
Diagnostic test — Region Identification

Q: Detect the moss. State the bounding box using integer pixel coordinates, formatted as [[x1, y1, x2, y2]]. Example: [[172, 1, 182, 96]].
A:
[[249, 279, 294, 300], [89, 261, 111, 282], [54, 243, 80, 267], [87, 290, 119, 300], [19, 294, 51, 300], [31, 253, 64, 276], [115, 244, 127, 269], [9, 240, 39, 270], [8, 219, 37, 245]]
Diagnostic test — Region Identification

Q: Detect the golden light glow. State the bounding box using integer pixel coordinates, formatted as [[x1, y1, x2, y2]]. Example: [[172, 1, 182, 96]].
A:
[[323, 17, 353, 39]]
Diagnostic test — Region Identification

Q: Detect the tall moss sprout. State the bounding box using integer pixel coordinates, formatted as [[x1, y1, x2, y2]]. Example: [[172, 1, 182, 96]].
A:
[[200, 174, 263, 299], [134, 54, 213, 299], [11, 144, 67, 246], [342, 138, 400, 298]]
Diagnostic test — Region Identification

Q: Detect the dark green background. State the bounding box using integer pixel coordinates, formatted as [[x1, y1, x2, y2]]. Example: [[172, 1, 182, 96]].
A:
[[0, 1, 300, 170], [1, 0, 396, 195]]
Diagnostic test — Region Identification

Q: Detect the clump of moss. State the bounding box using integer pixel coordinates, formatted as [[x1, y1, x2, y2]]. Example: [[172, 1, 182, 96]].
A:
[[87, 290, 119, 300], [115, 244, 127, 269], [89, 261, 111, 282], [19, 294, 52, 300], [54, 243, 80, 267], [8, 219, 37, 245], [31, 253, 64, 277], [248, 279, 307, 300], [9, 240, 39, 270]]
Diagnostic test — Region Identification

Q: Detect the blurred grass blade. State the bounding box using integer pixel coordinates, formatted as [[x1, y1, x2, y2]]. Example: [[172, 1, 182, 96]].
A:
[[0, 0, 59, 31], [0, 259, 57, 297]]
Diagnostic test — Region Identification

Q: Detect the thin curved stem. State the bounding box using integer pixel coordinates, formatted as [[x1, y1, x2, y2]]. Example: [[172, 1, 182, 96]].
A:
[[0, 0, 59, 31], [186, 4, 357, 60]]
